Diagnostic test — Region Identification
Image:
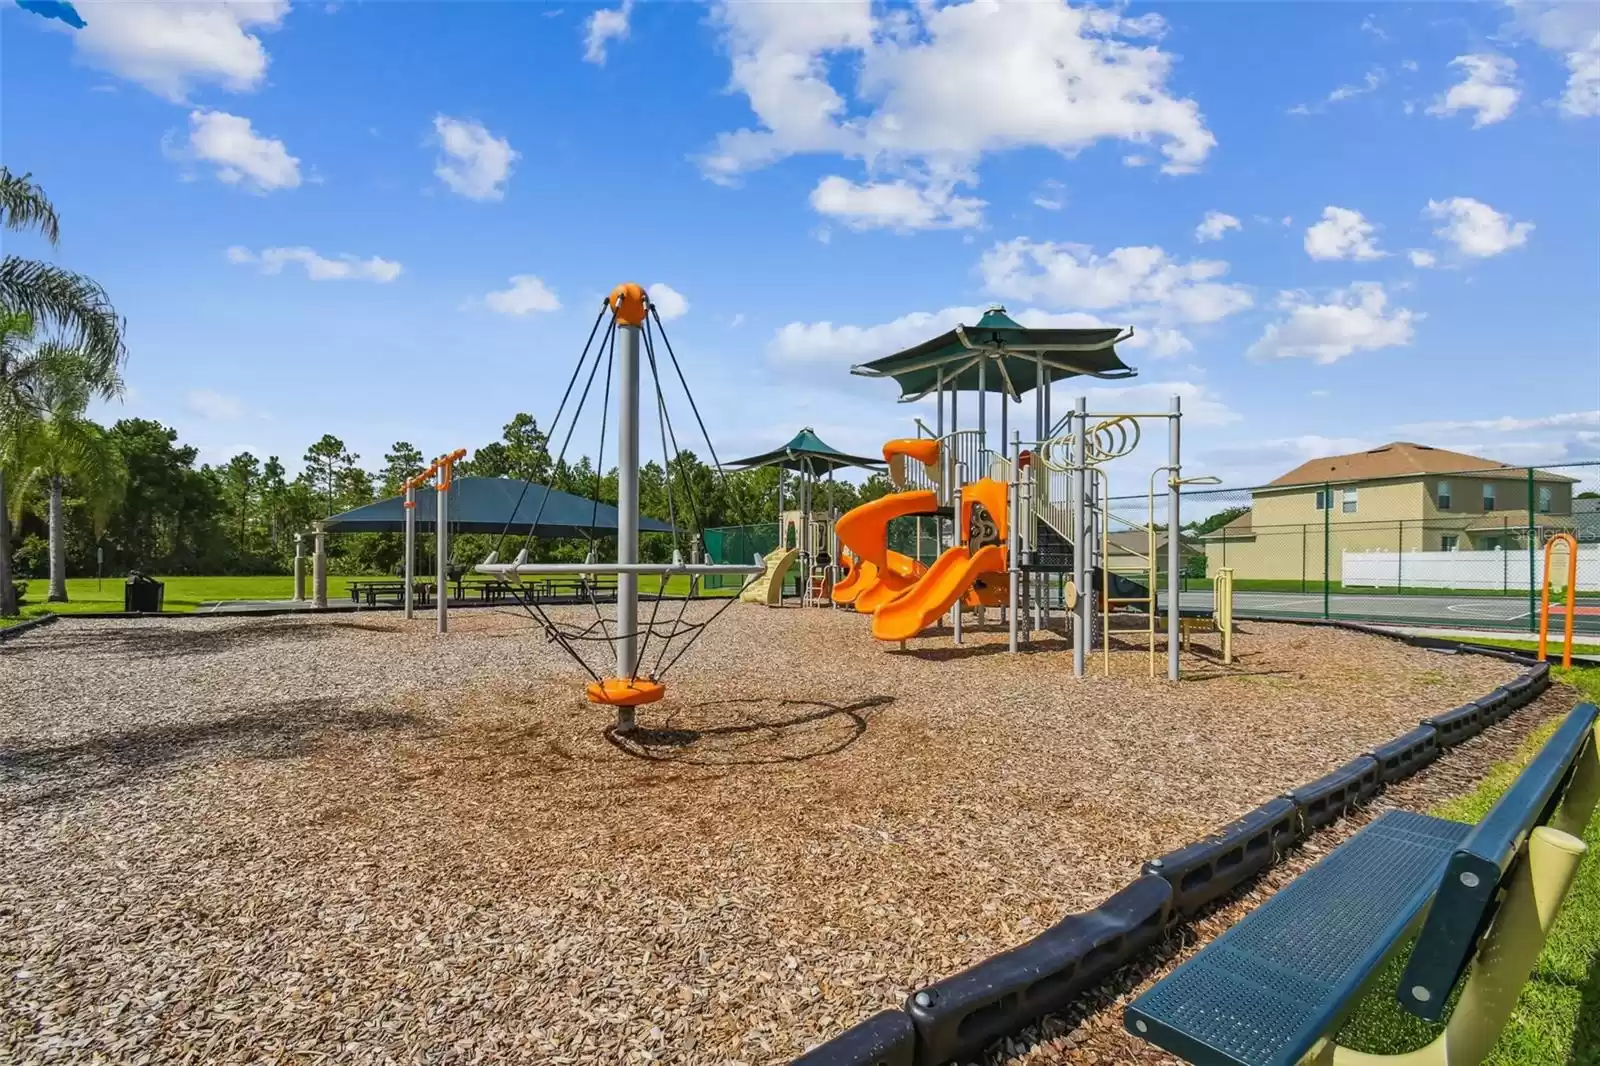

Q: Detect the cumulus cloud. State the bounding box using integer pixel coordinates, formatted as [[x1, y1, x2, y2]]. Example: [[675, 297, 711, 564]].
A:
[[1248, 282, 1418, 364], [57, 0, 288, 102], [978, 239, 1253, 325], [1032, 180, 1067, 211], [175, 109, 301, 192], [482, 275, 560, 315], [702, 0, 1215, 226], [1304, 206, 1385, 261], [1428, 54, 1520, 126], [648, 282, 688, 321], [1505, 1, 1600, 118], [227, 245, 402, 282], [432, 116, 518, 201], [1195, 210, 1241, 242], [583, 0, 632, 65], [1396, 410, 1600, 435], [1424, 197, 1533, 257], [1407, 249, 1438, 268], [185, 388, 243, 421], [809, 175, 985, 231]]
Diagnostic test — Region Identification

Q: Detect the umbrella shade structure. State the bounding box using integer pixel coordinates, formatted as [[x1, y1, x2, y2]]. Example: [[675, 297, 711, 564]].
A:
[[850, 306, 1136, 402], [322, 477, 674, 536], [725, 427, 884, 474]]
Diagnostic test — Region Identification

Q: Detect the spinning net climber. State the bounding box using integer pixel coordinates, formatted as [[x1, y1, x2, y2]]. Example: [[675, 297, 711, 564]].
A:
[[477, 283, 764, 733]]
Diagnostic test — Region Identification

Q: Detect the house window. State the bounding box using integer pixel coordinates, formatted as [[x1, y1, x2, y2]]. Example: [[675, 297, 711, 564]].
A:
[[1483, 536, 1500, 550], [1314, 489, 1329, 511], [1538, 485, 1552, 514], [1483, 483, 1497, 512], [1437, 480, 1452, 510], [1342, 488, 1358, 514], [1441, 534, 1458, 551]]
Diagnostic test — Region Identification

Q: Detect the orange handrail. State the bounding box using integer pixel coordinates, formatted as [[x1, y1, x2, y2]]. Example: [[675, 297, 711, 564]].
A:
[[1538, 532, 1579, 668]]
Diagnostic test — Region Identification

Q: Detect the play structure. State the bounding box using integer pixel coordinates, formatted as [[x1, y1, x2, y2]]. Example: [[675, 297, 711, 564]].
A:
[[402, 448, 466, 632], [832, 306, 1224, 679], [727, 429, 882, 607], [1539, 531, 1580, 666], [472, 283, 764, 731]]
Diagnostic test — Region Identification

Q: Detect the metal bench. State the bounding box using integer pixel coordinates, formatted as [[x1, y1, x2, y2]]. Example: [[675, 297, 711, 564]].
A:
[[1125, 701, 1598, 1066]]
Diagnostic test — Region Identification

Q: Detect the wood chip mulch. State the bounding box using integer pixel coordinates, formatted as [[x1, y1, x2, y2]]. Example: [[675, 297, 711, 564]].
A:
[[0, 608, 1529, 1064]]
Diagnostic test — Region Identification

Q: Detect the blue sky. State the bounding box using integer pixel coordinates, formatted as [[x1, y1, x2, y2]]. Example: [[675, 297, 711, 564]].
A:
[[4, 0, 1598, 492]]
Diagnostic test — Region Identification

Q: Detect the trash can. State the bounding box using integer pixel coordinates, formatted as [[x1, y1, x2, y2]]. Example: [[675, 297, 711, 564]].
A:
[[124, 572, 165, 613]]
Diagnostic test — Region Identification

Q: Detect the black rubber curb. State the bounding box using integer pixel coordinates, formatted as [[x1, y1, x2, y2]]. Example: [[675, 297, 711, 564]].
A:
[[791, 624, 1558, 1065], [0, 613, 60, 643]]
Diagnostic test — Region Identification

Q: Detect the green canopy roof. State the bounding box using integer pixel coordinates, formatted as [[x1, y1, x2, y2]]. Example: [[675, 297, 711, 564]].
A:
[[850, 306, 1136, 402], [321, 477, 674, 536], [725, 427, 884, 475]]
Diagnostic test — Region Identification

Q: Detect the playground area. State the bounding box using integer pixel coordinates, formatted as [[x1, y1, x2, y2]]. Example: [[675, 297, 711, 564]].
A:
[[0, 606, 1539, 1065]]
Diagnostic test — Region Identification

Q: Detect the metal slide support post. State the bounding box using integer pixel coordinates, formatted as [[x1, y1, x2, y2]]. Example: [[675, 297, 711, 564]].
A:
[[1168, 395, 1181, 682], [292, 534, 306, 601], [436, 475, 449, 634], [312, 524, 328, 608], [1072, 397, 1087, 678], [952, 463, 965, 645], [615, 321, 642, 732], [403, 481, 416, 619], [1009, 432, 1021, 653]]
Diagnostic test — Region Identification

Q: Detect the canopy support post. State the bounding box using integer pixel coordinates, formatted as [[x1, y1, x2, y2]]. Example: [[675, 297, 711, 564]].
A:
[[1072, 397, 1087, 678], [615, 318, 642, 732], [404, 481, 416, 620], [1168, 394, 1182, 682], [312, 523, 328, 609], [292, 533, 306, 602], [978, 355, 988, 459]]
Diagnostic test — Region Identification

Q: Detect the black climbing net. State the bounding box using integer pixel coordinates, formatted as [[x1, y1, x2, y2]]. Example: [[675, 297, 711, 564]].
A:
[[486, 294, 755, 690]]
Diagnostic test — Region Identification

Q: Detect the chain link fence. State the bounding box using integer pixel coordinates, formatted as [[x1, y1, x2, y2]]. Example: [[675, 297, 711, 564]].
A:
[[1115, 459, 1600, 634]]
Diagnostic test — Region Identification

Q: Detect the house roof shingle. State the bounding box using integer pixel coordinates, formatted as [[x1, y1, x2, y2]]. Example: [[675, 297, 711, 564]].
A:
[[1266, 442, 1577, 489]]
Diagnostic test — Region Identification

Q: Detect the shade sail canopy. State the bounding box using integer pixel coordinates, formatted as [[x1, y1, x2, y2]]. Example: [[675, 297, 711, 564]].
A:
[[725, 427, 884, 475], [321, 477, 674, 536], [850, 306, 1136, 402]]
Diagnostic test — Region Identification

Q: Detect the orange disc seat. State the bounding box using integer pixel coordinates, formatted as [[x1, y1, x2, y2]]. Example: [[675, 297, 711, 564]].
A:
[[586, 678, 666, 707]]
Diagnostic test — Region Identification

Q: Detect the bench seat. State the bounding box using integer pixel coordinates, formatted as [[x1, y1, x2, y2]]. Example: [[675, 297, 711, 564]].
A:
[[1125, 810, 1471, 1066]]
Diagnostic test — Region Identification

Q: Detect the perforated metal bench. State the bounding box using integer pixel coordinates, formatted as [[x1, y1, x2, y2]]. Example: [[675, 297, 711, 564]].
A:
[[1126, 702, 1599, 1066]]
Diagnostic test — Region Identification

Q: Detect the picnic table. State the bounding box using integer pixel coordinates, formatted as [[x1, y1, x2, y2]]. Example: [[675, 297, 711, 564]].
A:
[[346, 578, 432, 606]]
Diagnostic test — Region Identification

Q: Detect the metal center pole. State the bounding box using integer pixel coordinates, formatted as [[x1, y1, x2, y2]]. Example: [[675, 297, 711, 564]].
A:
[[403, 482, 415, 619], [616, 320, 642, 730], [436, 477, 449, 634], [1072, 397, 1087, 678], [978, 355, 988, 459], [1168, 395, 1182, 682]]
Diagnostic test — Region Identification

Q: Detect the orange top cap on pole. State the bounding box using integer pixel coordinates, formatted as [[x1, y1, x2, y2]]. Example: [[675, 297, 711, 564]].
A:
[[435, 448, 467, 489], [609, 282, 648, 327]]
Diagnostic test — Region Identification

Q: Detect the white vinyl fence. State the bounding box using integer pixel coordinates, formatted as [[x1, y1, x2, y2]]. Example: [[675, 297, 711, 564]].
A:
[[1342, 546, 1600, 592]]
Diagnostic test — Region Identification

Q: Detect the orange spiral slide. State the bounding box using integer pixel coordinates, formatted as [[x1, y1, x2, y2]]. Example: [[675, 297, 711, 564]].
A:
[[870, 478, 1010, 640], [832, 490, 935, 610]]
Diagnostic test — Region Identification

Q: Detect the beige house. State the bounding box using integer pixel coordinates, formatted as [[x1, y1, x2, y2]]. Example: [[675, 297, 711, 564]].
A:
[[1202, 442, 1577, 582]]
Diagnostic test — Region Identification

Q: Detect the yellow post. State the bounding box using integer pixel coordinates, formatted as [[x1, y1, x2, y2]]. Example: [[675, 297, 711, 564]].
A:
[[1216, 567, 1234, 665]]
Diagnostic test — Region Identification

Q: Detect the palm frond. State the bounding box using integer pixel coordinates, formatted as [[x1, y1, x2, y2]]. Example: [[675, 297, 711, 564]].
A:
[[0, 256, 124, 385], [0, 169, 61, 246]]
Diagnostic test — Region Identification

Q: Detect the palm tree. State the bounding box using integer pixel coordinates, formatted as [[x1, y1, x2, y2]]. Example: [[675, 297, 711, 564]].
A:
[[0, 168, 125, 614], [8, 346, 126, 602]]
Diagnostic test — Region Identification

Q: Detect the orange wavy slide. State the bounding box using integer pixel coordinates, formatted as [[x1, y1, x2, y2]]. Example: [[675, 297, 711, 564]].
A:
[[833, 490, 935, 611], [871, 543, 1006, 641]]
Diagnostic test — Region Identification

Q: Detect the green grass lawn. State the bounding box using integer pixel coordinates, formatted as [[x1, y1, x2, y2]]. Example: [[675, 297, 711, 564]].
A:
[[1457, 636, 1600, 658], [1183, 575, 1600, 601], [1337, 663, 1600, 1065], [1, 572, 735, 625]]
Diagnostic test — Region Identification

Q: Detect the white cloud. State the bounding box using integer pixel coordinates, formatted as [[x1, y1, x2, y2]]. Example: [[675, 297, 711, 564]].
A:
[[227, 246, 402, 282], [1401, 59, 1420, 73], [979, 239, 1253, 324], [1032, 180, 1066, 211], [1424, 197, 1533, 257], [432, 116, 518, 201], [62, 0, 288, 102], [1428, 54, 1520, 126], [1407, 249, 1438, 268], [728, 313, 746, 329], [1396, 410, 1600, 435], [178, 109, 300, 192], [483, 275, 560, 315], [648, 282, 688, 321], [1248, 282, 1418, 364], [1195, 210, 1241, 243], [583, 0, 632, 65], [702, 0, 1215, 222], [1361, 15, 1387, 40], [809, 175, 985, 231], [1328, 68, 1385, 102], [185, 388, 243, 421], [1080, 380, 1240, 427], [1505, 1, 1600, 118], [769, 306, 982, 366], [1303, 206, 1385, 261]]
